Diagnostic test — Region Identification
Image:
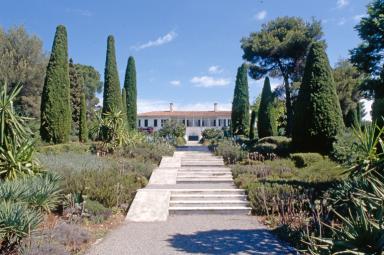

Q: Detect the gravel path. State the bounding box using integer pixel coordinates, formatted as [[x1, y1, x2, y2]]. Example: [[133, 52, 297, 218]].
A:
[[87, 215, 298, 255]]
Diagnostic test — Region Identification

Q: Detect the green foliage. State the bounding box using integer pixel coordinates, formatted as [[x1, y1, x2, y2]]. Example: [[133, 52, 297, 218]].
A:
[[251, 136, 291, 156], [242, 17, 323, 135], [201, 128, 224, 144], [290, 153, 324, 168], [0, 83, 40, 180], [231, 63, 250, 135], [79, 93, 88, 143], [0, 173, 62, 251], [249, 110, 256, 140], [257, 77, 277, 138], [331, 129, 361, 165], [37, 142, 89, 155], [122, 141, 175, 165], [158, 120, 186, 145], [69, 58, 84, 136], [214, 140, 246, 164], [351, 0, 384, 127], [293, 42, 344, 154], [121, 87, 128, 127], [0, 26, 48, 118], [333, 60, 364, 127], [74, 64, 102, 114], [40, 25, 71, 144], [124, 56, 137, 131], [102, 35, 122, 115]]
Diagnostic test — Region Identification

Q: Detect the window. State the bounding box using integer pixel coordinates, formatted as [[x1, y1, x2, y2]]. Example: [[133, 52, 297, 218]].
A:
[[197, 119, 201, 127], [144, 119, 148, 127], [161, 119, 167, 127], [187, 119, 192, 127], [182, 119, 185, 125], [154, 119, 158, 127], [212, 119, 216, 127], [138, 119, 141, 127], [228, 119, 231, 126], [223, 119, 227, 127]]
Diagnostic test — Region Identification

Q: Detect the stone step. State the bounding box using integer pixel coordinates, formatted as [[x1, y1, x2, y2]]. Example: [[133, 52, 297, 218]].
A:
[[177, 171, 232, 175], [180, 168, 231, 172], [170, 189, 246, 195], [171, 194, 247, 201], [169, 206, 251, 215], [170, 200, 249, 208], [177, 178, 233, 184], [177, 174, 232, 178], [182, 162, 224, 166]]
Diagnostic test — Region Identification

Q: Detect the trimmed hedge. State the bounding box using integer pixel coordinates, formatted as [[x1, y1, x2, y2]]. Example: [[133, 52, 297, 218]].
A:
[[290, 153, 324, 168]]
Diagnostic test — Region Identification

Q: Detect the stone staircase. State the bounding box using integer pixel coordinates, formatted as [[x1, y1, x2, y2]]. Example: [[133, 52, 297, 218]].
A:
[[169, 151, 251, 215]]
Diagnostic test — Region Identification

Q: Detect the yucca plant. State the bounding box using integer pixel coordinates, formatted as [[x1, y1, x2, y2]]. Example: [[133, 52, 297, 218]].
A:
[[305, 123, 384, 254], [0, 82, 40, 180]]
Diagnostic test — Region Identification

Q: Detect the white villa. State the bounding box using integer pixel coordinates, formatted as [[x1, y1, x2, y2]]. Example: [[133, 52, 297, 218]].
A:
[[138, 103, 231, 141]]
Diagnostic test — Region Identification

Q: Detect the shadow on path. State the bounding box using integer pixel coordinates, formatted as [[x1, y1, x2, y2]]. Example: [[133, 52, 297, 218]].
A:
[[168, 229, 297, 255]]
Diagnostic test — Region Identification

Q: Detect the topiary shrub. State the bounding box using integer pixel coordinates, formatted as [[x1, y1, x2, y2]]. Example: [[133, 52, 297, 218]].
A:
[[253, 143, 277, 154], [331, 129, 361, 166], [290, 153, 324, 168]]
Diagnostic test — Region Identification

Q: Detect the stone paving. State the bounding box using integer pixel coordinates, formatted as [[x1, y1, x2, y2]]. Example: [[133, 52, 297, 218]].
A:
[[87, 147, 297, 254]]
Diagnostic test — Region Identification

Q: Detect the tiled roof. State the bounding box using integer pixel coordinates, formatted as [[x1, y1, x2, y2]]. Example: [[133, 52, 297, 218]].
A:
[[138, 111, 231, 118]]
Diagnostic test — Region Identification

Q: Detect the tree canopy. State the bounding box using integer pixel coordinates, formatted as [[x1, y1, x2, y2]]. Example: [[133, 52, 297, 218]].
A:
[[124, 56, 137, 131], [293, 42, 344, 154], [231, 63, 250, 135], [40, 25, 71, 144], [241, 16, 323, 136]]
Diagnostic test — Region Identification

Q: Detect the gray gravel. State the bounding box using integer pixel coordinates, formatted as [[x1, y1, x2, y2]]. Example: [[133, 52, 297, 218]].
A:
[[87, 215, 298, 255]]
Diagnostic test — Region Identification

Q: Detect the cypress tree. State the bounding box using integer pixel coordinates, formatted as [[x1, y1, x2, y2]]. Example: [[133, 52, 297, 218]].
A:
[[249, 110, 257, 140], [231, 63, 250, 135], [124, 56, 137, 130], [102, 35, 122, 114], [121, 87, 128, 126], [293, 42, 344, 153], [79, 93, 88, 142], [40, 25, 71, 143], [69, 58, 83, 136], [257, 77, 277, 138]]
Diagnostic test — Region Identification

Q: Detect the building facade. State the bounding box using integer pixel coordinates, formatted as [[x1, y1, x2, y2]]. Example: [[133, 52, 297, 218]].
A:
[[138, 103, 231, 141]]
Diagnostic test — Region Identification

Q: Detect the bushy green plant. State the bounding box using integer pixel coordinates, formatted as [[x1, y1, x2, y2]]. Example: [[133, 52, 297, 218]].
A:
[[157, 120, 186, 145], [122, 141, 174, 165], [0, 83, 40, 180], [37, 142, 90, 155], [253, 143, 277, 154], [214, 140, 246, 164], [201, 128, 224, 143], [331, 129, 361, 165], [251, 136, 291, 156], [290, 153, 324, 168]]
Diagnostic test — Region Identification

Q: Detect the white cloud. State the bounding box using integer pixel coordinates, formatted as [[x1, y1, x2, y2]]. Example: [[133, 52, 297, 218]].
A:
[[170, 80, 181, 87], [254, 10, 267, 21], [338, 17, 347, 26], [66, 8, 93, 17], [208, 65, 223, 74], [353, 14, 366, 21], [337, 0, 349, 8], [190, 76, 230, 88], [137, 99, 231, 113], [133, 31, 177, 50]]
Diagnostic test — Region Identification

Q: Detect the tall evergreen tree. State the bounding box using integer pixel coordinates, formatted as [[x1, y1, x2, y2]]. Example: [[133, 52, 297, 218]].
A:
[[69, 58, 84, 135], [40, 25, 71, 143], [231, 64, 250, 135], [79, 93, 88, 142], [121, 87, 128, 126], [124, 56, 137, 130], [102, 35, 122, 114], [293, 42, 344, 153], [257, 77, 277, 138], [249, 110, 257, 140]]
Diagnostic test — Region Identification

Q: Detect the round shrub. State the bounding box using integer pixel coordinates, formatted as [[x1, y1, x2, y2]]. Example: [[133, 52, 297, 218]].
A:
[[290, 153, 324, 168]]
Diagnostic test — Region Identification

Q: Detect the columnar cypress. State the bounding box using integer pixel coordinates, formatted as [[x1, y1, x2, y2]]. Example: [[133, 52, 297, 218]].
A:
[[231, 63, 250, 135], [69, 58, 83, 135], [40, 25, 71, 143], [257, 77, 277, 138], [102, 35, 122, 114], [79, 93, 88, 142], [121, 87, 128, 126], [124, 56, 137, 130], [293, 42, 344, 153], [249, 110, 257, 140]]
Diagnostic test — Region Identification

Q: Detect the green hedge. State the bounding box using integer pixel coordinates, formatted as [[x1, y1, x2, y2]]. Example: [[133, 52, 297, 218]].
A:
[[290, 153, 324, 168]]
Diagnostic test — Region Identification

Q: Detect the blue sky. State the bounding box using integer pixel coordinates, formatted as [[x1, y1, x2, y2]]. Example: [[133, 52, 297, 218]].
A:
[[0, 0, 370, 113]]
